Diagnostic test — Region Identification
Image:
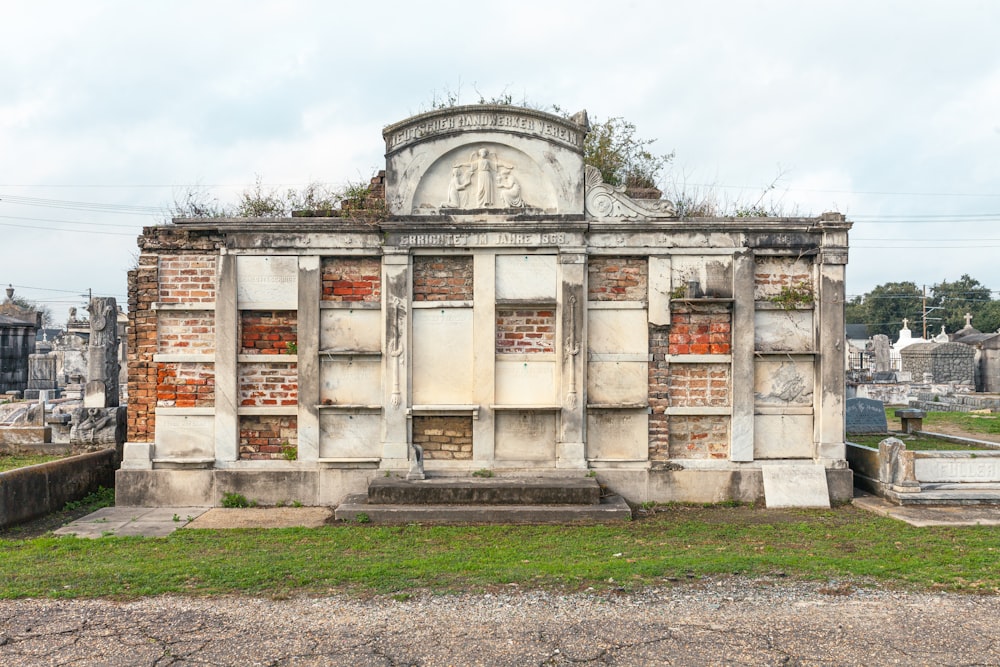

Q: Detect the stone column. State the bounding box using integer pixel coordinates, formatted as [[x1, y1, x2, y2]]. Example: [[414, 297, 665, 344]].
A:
[[214, 251, 239, 462], [296, 256, 321, 462], [557, 250, 587, 468], [816, 247, 848, 462], [380, 250, 411, 469], [730, 251, 755, 462]]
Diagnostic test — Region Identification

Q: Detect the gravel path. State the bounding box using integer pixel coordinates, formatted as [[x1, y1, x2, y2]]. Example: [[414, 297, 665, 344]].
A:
[[2, 579, 998, 665]]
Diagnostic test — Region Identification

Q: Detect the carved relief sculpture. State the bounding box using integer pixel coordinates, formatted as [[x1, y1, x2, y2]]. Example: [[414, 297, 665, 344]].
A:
[[497, 166, 525, 208], [442, 165, 472, 208], [444, 148, 528, 209]]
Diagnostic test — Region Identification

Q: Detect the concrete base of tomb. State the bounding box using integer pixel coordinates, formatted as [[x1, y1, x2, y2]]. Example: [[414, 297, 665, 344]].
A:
[[116, 465, 854, 508]]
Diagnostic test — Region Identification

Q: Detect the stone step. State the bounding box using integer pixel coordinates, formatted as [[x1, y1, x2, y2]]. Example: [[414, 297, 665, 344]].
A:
[[366, 476, 602, 506], [334, 493, 632, 524], [891, 487, 1000, 505]]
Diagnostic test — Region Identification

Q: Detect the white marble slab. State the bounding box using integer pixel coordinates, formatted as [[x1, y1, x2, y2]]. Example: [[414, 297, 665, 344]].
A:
[[494, 411, 557, 462], [762, 464, 830, 508], [496, 255, 557, 301], [236, 256, 298, 308], [754, 414, 814, 459], [412, 307, 474, 404], [320, 358, 382, 406], [495, 360, 557, 405], [587, 409, 648, 460], [319, 412, 381, 458], [155, 414, 215, 460], [587, 361, 648, 405], [320, 309, 381, 352], [588, 309, 648, 355]]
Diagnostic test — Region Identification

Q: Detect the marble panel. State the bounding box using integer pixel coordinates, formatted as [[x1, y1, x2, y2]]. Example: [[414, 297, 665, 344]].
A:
[[914, 456, 1000, 483], [155, 414, 214, 460], [754, 310, 813, 352], [754, 414, 814, 459], [754, 358, 814, 406], [319, 412, 381, 459], [236, 256, 298, 308], [412, 307, 474, 404], [670, 255, 733, 298], [588, 309, 647, 354], [494, 411, 557, 462], [320, 309, 381, 352], [587, 361, 648, 405], [587, 409, 648, 460], [320, 358, 382, 406], [761, 464, 830, 508], [496, 255, 557, 301], [495, 360, 557, 405]]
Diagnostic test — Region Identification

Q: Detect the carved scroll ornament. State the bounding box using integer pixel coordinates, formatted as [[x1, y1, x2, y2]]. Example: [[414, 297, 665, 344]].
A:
[[584, 165, 676, 219]]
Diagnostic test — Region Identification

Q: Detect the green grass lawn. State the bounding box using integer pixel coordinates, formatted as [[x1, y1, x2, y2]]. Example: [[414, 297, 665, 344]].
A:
[[0, 453, 64, 472], [2, 504, 999, 599]]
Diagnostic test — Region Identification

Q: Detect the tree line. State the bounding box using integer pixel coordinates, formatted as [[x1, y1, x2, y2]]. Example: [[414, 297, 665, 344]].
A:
[[846, 274, 1000, 339]]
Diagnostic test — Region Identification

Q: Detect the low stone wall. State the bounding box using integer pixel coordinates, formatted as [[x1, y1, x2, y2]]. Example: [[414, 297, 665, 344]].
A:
[[0, 449, 115, 528], [910, 391, 1000, 413]]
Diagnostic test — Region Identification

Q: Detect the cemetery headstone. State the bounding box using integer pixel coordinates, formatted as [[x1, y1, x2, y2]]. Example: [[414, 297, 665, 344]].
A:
[[845, 397, 888, 434]]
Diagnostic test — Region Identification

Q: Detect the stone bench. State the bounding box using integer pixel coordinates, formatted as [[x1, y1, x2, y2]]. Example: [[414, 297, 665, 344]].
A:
[[894, 408, 926, 434]]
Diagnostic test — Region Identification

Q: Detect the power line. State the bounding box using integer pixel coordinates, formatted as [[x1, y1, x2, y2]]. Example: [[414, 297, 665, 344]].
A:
[[0, 194, 164, 215], [0, 214, 148, 229], [0, 221, 137, 237]]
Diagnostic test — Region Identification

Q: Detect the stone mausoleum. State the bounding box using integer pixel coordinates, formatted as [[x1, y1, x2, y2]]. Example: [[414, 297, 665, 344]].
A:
[[118, 105, 853, 507]]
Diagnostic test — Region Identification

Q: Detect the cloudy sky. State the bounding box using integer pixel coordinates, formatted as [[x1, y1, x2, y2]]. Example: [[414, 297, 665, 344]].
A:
[[2, 1, 998, 323]]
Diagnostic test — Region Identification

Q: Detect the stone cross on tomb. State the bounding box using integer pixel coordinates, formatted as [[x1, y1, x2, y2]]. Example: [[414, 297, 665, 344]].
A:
[[965, 312, 973, 327], [902, 318, 909, 330]]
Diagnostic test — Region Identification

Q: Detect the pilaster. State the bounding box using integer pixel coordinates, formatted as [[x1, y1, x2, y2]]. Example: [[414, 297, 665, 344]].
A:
[[730, 251, 755, 461], [380, 250, 411, 468], [557, 249, 587, 468], [214, 251, 239, 462], [472, 251, 496, 464], [297, 256, 320, 462]]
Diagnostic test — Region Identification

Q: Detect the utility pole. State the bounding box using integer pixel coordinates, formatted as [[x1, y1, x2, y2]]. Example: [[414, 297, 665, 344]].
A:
[[922, 284, 927, 340]]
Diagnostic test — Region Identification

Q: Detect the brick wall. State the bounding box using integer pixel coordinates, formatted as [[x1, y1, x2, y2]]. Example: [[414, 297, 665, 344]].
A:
[[158, 311, 215, 353], [127, 255, 158, 441], [158, 255, 217, 303], [496, 309, 555, 354], [412, 416, 473, 460], [753, 257, 813, 301], [669, 364, 731, 407], [321, 257, 381, 302], [648, 325, 670, 459], [239, 415, 297, 460], [668, 309, 731, 355], [588, 257, 648, 301], [156, 363, 215, 408], [240, 311, 297, 355], [239, 363, 298, 407], [413, 256, 473, 301], [668, 415, 729, 459]]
